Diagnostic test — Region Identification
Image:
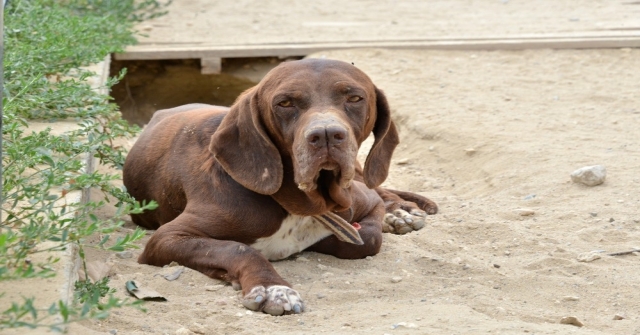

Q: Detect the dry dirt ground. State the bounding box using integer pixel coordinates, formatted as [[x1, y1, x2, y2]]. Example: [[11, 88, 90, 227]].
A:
[[73, 48, 640, 335]]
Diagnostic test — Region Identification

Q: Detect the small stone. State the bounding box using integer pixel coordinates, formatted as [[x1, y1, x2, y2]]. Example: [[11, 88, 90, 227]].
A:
[[462, 264, 471, 270], [561, 296, 582, 305], [109, 330, 117, 335], [515, 208, 535, 216], [523, 194, 536, 200], [115, 251, 133, 259], [235, 312, 244, 317], [577, 251, 601, 262], [317, 264, 327, 270], [504, 250, 511, 256], [560, 316, 584, 327], [613, 314, 625, 320], [493, 264, 501, 268], [392, 322, 418, 329], [205, 285, 224, 291], [590, 212, 598, 217], [464, 148, 476, 156], [296, 256, 309, 262], [391, 276, 403, 283], [365, 256, 373, 260], [609, 217, 615, 223], [189, 323, 206, 334], [570, 165, 606, 186], [317, 293, 326, 299], [396, 158, 410, 165], [175, 327, 194, 335]]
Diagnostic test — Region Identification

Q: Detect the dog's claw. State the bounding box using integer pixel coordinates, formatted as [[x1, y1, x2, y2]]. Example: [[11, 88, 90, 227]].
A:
[[410, 209, 426, 217], [293, 304, 302, 314], [255, 295, 263, 303]]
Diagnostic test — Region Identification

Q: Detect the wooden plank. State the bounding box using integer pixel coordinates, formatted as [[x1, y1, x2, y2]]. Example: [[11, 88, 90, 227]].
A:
[[114, 35, 640, 60], [201, 57, 222, 75]]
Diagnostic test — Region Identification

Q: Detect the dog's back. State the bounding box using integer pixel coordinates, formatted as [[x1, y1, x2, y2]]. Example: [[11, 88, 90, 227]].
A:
[[123, 104, 229, 229]]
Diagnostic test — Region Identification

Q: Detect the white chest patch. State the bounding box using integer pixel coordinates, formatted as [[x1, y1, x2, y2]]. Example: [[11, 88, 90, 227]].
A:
[[251, 215, 332, 261]]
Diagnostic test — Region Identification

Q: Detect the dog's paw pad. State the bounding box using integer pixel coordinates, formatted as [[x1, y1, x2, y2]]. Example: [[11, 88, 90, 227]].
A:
[[243, 285, 304, 316]]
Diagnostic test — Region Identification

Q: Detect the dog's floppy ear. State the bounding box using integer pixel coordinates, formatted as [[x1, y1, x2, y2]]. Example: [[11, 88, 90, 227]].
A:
[[362, 87, 400, 188], [209, 89, 283, 195]]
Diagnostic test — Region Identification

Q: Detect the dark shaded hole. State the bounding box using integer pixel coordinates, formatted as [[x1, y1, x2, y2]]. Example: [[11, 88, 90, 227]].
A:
[[110, 57, 300, 126]]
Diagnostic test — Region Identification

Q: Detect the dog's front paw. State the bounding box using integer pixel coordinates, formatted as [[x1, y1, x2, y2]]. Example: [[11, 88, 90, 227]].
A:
[[383, 208, 427, 235], [242, 285, 304, 316]]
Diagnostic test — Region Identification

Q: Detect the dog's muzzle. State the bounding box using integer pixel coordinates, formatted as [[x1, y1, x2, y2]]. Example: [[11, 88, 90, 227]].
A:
[[294, 117, 357, 192]]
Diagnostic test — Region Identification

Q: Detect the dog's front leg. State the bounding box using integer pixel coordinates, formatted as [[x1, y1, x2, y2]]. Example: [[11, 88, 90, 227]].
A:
[[375, 187, 438, 235], [139, 213, 304, 315]]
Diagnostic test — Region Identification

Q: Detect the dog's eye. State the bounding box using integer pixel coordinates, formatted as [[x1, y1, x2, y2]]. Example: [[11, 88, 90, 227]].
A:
[[278, 100, 293, 107], [347, 96, 363, 103]]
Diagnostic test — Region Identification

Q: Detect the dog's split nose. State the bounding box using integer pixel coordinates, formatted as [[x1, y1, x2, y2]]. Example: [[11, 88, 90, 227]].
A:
[[306, 125, 347, 148]]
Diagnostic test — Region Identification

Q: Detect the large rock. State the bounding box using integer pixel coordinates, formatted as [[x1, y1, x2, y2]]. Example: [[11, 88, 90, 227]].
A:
[[570, 165, 606, 186]]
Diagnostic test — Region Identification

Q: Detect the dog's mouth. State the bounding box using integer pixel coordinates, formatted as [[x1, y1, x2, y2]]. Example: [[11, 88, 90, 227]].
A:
[[297, 160, 353, 192]]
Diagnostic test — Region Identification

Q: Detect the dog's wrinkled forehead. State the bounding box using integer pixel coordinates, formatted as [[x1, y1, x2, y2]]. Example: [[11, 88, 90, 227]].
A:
[[258, 59, 374, 98]]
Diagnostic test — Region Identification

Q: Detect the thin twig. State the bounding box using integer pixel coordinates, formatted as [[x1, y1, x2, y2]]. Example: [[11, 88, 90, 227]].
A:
[[607, 249, 640, 256]]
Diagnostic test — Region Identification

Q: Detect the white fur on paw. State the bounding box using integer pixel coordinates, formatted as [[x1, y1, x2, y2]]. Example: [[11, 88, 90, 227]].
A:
[[384, 209, 426, 235], [242, 285, 304, 316]]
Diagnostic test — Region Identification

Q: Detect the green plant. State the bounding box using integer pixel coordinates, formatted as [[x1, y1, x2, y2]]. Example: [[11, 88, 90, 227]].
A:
[[1, 0, 168, 330]]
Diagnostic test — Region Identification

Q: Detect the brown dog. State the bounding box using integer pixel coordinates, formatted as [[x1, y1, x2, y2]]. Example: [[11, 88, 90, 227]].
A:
[[123, 58, 437, 315]]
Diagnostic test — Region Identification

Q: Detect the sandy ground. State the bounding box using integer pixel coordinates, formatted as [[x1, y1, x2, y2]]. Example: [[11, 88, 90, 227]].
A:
[[72, 48, 640, 335], [131, 0, 638, 47]]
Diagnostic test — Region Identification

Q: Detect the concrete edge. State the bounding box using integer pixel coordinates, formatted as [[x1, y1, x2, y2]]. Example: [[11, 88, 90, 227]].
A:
[[1, 55, 110, 334]]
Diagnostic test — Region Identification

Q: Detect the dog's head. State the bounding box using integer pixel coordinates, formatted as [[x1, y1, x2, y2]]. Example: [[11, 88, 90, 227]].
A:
[[210, 58, 398, 211]]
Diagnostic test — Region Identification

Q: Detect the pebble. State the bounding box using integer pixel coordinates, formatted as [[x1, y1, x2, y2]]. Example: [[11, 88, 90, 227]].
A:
[[493, 264, 501, 268], [396, 158, 410, 165], [391, 276, 403, 283], [204, 285, 224, 291], [175, 327, 194, 335], [109, 330, 117, 335], [391, 322, 418, 329], [464, 148, 476, 156], [515, 208, 535, 216], [317, 264, 327, 270], [562, 296, 580, 302], [613, 314, 625, 320], [296, 256, 309, 262], [560, 316, 584, 327], [577, 251, 601, 262], [115, 251, 133, 259], [570, 165, 606, 186], [317, 293, 326, 299]]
